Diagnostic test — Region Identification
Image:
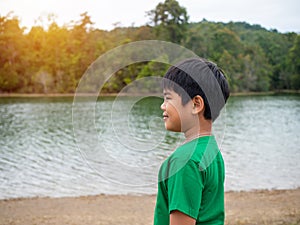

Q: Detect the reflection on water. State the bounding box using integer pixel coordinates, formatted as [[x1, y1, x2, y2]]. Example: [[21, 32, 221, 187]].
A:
[[223, 95, 300, 191], [0, 94, 299, 199]]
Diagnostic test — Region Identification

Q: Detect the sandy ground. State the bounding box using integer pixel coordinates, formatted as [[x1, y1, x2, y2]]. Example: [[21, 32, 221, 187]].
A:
[[0, 189, 299, 225]]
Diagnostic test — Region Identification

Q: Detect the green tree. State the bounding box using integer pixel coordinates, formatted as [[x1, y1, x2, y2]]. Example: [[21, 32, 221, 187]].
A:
[[211, 28, 243, 60], [242, 45, 271, 91], [148, 0, 189, 43], [0, 12, 298, 94], [218, 50, 242, 92], [26, 25, 48, 92], [184, 23, 210, 58], [0, 15, 26, 92], [287, 35, 300, 89]]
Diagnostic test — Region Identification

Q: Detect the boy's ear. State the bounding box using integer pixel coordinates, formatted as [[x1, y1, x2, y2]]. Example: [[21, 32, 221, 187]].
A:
[[192, 95, 205, 115]]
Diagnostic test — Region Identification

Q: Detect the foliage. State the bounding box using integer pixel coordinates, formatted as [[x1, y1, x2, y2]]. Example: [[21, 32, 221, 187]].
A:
[[286, 35, 300, 89], [147, 0, 189, 43], [0, 3, 299, 94]]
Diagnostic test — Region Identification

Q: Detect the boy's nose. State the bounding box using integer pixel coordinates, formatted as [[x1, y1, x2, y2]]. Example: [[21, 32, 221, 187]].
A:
[[161, 101, 166, 111]]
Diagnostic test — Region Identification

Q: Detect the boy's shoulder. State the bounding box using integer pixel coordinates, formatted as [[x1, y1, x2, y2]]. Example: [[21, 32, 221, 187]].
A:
[[172, 136, 218, 161], [159, 136, 219, 181]]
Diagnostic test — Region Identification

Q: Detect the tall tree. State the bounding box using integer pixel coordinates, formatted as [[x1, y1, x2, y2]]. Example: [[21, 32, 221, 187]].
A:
[[287, 35, 300, 89], [0, 15, 26, 92], [147, 0, 189, 43]]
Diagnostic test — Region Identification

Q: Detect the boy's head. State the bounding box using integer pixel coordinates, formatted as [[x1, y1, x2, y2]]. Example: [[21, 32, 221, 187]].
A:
[[162, 58, 230, 121]]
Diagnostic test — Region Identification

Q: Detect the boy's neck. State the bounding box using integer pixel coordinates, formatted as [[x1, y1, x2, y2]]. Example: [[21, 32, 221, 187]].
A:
[[184, 118, 212, 141]]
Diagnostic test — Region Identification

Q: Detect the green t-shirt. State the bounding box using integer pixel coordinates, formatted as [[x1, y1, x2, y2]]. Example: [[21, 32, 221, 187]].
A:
[[153, 136, 225, 225]]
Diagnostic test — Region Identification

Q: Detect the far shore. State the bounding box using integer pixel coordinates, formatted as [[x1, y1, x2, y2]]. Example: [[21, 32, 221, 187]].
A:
[[0, 90, 299, 98], [0, 188, 299, 225]]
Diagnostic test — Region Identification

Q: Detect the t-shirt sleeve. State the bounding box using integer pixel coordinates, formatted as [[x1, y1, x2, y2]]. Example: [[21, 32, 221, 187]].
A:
[[167, 160, 204, 220]]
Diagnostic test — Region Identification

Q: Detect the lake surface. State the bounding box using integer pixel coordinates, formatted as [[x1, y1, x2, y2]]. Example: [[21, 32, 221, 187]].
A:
[[0, 94, 299, 199]]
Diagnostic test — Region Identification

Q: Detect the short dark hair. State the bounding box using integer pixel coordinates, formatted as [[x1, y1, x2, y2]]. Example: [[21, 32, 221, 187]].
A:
[[162, 58, 230, 121]]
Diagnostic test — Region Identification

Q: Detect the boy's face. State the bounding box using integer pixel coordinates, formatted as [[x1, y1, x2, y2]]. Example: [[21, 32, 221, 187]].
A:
[[161, 89, 195, 133]]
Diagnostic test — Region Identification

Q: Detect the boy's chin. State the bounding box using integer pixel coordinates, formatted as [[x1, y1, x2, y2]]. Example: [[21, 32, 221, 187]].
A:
[[165, 125, 181, 133]]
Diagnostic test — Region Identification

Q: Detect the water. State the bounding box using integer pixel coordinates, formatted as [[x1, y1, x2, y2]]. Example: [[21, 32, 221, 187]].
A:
[[0, 94, 299, 199]]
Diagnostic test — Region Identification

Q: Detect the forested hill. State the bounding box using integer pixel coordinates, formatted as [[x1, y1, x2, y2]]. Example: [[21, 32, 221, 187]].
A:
[[185, 20, 300, 92], [0, 12, 299, 94]]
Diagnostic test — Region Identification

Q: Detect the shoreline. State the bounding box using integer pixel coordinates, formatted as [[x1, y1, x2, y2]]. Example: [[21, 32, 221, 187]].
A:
[[0, 187, 299, 201], [0, 90, 299, 98], [1, 188, 299, 225]]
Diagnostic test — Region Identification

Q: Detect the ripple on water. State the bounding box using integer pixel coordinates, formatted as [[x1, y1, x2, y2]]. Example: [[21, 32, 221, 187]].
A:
[[0, 95, 299, 199]]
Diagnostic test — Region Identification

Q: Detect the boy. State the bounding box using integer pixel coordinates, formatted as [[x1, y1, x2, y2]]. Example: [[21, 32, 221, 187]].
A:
[[154, 58, 230, 225]]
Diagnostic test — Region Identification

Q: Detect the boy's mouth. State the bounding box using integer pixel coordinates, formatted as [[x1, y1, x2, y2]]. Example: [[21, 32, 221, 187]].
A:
[[163, 114, 168, 120]]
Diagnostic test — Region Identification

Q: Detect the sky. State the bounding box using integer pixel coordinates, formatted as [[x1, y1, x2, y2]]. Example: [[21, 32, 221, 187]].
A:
[[0, 0, 299, 33]]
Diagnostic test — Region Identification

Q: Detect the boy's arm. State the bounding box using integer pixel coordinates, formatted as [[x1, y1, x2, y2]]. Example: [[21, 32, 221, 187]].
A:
[[170, 210, 196, 225]]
